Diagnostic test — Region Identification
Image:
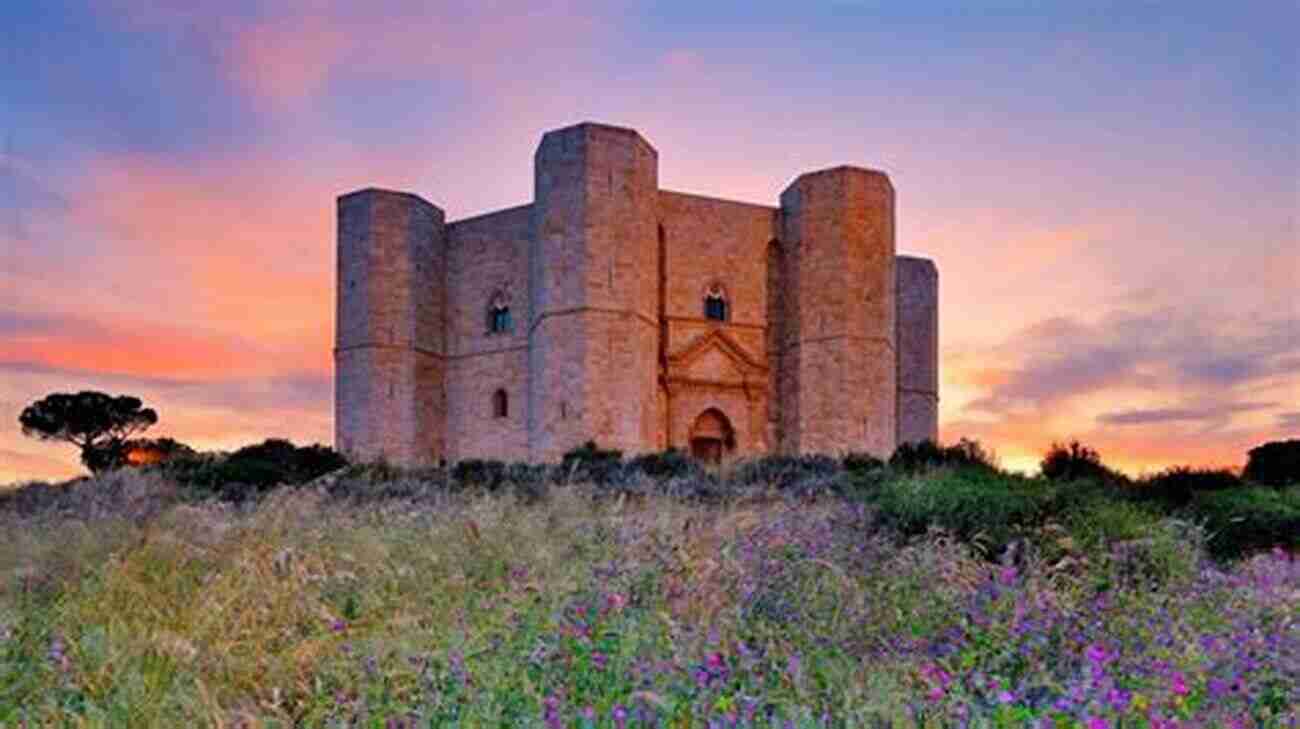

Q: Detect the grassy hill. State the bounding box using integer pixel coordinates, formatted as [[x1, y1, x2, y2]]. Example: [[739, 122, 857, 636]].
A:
[[0, 454, 1296, 727]]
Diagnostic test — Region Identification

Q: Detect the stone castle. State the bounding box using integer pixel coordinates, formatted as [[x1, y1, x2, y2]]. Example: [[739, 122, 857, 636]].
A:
[[335, 122, 938, 466]]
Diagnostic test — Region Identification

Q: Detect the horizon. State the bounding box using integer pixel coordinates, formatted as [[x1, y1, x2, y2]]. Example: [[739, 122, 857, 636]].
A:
[[2, 1, 1296, 484]]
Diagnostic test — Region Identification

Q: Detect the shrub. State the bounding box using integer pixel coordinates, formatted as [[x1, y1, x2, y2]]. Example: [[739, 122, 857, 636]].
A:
[[1243, 438, 1300, 487], [888, 438, 998, 474], [558, 441, 624, 485], [872, 468, 1053, 556], [451, 459, 508, 491], [1040, 439, 1124, 483], [166, 439, 347, 502], [1063, 497, 1163, 552], [0, 469, 178, 522], [1132, 466, 1242, 506], [842, 451, 885, 474], [1188, 484, 1300, 560], [626, 448, 698, 480], [729, 454, 841, 494]]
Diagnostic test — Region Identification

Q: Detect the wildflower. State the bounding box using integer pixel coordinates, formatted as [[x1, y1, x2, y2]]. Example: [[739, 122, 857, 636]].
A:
[[1085, 643, 1112, 666], [592, 651, 608, 670], [331, 619, 347, 632], [999, 565, 1018, 586], [542, 695, 562, 729], [998, 690, 1015, 704], [611, 704, 629, 729], [1169, 672, 1188, 696], [786, 653, 802, 683], [1106, 687, 1131, 711], [48, 635, 72, 672], [606, 593, 627, 611], [1087, 717, 1111, 729]]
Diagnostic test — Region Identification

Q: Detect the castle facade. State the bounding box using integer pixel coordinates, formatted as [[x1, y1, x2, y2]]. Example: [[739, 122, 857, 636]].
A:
[[335, 122, 938, 465]]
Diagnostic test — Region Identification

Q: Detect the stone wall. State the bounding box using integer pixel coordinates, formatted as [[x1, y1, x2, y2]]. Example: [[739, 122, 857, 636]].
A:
[[335, 122, 937, 466], [529, 123, 660, 462], [657, 191, 778, 458], [778, 167, 897, 457], [895, 255, 939, 445], [444, 204, 532, 461], [334, 189, 446, 465]]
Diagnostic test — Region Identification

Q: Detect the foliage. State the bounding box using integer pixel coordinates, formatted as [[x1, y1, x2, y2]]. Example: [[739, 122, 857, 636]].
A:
[[888, 438, 998, 474], [450, 458, 510, 490], [1243, 438, 1300, 487], [559, 441, 625, 485], [80, 437, 197, 473], [1040, 439, 1125, 483], [1187, 484, 1300, 560], [164, 439, 347, 502], [841, 451, 885, 475], [18, 391, 159, 474], [1131, 465, 1242, 506], [626, 448, 699, 480], [869, 468, 1060, 554], [2, 483, 1295, 728], [728, 454, 842, 495]]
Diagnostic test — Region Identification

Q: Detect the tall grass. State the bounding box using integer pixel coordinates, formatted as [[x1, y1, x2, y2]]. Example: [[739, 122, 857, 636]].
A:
[[1, 468, 1296, 727]]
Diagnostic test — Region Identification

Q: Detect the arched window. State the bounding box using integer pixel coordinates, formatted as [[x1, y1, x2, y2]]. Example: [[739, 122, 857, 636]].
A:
[[487, 292, 512, 334], [492, 389, 508, 418], [704, 283, 728, 322]]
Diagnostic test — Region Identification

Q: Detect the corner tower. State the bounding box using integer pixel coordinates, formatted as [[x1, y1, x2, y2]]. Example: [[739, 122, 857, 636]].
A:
[[528, 123, 660, 461], [896, 256, 939, 445], [778, 167, 897, 456], [335, 189, 447, 465]]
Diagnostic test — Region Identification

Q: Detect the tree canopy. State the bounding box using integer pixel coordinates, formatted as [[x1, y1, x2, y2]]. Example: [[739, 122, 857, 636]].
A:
[[19, 391, 159, 473]]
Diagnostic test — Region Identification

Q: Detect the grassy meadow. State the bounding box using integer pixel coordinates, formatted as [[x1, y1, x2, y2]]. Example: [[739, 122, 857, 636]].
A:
[[0, 449, 1297, 728]]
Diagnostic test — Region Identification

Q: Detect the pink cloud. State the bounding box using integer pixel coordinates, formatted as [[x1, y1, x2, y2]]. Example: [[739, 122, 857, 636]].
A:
[[98, 1, 613, 110]]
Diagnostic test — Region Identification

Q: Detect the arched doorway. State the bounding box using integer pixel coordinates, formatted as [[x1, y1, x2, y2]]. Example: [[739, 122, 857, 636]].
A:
[[689, 408, 735, 464]]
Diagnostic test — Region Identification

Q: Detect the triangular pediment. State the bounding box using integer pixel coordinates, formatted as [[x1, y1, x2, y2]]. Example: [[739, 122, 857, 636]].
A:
[[686, 345, 746, 381], [667, 329, 767, 384]]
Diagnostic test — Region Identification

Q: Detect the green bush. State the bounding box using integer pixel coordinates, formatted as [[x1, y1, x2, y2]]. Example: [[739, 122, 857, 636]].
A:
[[1040, 440, 1125, 484], [626, 448, 698, 480], [729, 454, 841, 493], [871, 469, 1054, 555], [888, 438, 998, 474], [165, 439, 347, 502], [558, 441, 624, 485], [1131, 466, 1242, 506], [1243, 439, 1300, 487], [1064, 497, 1163, 551], [1188, 484, 1300, 560], [451, 459, 508, 490], [842, 451, 885, 475]]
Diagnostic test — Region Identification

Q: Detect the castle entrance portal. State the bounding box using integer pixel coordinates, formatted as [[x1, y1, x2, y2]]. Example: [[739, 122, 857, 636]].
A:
[[689, 408, 734, 464]]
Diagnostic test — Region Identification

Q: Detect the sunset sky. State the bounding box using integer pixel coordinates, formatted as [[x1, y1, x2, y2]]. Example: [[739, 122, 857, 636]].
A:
[[2, 1, 1296, 484]]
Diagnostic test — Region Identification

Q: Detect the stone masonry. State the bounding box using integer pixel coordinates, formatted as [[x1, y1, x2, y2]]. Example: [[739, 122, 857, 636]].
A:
[[335, 122, 939, 466]]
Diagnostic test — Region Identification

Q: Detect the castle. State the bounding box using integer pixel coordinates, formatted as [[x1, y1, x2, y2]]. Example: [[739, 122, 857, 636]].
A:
[[335, 122, 938, 466]]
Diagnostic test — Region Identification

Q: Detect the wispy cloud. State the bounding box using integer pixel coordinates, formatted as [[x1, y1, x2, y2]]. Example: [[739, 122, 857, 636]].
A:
[[965, 308, 1298, 416], [1097, 402, 1278, 426]]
